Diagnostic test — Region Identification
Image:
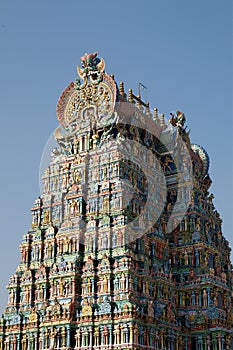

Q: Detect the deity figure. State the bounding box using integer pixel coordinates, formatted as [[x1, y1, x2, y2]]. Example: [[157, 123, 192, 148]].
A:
[[94, 327, 99, 346], [73, 138, 79, 155], [43, 210, 50, 224], [148, 301, 154, 318], [203, 289, 208, 307], [69, 200, 79, 216], [196, 217, 201, 232], [103, 325, 109, 345], [103, 276, 108, 293], [184, 250, 189, 265], [120, 273, 126, 290], [59, 278, 65, 296]]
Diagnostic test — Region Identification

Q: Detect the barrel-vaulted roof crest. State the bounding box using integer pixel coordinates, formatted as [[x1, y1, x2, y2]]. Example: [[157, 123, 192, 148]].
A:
[[56, 52, 116, 130]]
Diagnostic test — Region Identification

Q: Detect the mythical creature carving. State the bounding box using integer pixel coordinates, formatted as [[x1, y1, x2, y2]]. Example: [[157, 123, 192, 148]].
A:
[[169, 111, 186, 130], [76, 52, 105, 87]]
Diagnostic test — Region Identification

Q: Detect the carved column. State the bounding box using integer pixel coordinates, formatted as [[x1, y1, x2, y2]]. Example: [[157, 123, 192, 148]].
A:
[[16, 335, 20, 350], [100, 326, 104, 346], [129, 324, 133, 344], [88, 327, 93, 347], [75, 328, 81, 349], [184, 336, 188, 350], [160, 330, 165, 349], [221, 335, 225, 350], [61, 327, 66, 348], [66, 325, 70, 348], [206, 335, 211, 350], [212, 334, 217, 350], [217, 334, 222, 350], [120, 324, 124, 344], [38, 332, 43, 350], [108, 324, 112, 346]]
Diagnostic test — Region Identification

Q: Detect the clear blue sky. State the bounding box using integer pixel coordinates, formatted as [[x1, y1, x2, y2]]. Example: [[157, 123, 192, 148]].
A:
[[0, 0, 232, 313]]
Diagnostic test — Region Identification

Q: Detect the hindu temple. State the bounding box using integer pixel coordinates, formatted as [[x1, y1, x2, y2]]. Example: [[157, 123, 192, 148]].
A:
[[0, 52, 232, 350]]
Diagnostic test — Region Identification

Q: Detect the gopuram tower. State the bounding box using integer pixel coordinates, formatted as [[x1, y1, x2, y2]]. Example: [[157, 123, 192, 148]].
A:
[[0, 52, 232, 350]]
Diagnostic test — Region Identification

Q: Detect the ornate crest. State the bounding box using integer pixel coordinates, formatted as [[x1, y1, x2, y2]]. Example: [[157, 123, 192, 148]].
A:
[[56, 52, 116, 130]]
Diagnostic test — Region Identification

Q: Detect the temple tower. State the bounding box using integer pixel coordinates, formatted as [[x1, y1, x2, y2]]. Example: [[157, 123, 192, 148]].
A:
[[0, 52, 232, 350]]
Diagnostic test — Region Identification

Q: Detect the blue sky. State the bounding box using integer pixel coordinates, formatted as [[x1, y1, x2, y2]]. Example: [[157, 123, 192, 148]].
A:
[[0, 0, 232, 312]]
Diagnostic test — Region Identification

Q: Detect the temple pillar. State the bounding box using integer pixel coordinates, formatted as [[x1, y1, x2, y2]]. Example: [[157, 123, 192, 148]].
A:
[[172, 337, 176, 350], [217, 334, 222, 350], [44, 329, 48, 349], [75, 328, 81, 348], [34, 334, 38, 350], [43, 285, 46, 300], [149, 330, 153, 347], [107, 276, 111, 293], [212, 334, 217, 350], [184, 336, 188, 350], [80, 136, 84, 152], [129, 324, 133, 344], [179, 291, 182, 305], [160, 330, 165, 349], [206, 336, 211, 350], [182, 292, 186, 306], [23, 335, 28, 350], [199, 291, 202, 306], [71, 278, 75, 295], [167, 337, 171, 350], [197, 335, 203, 350], [4, 338, 9, 350], [207, 288, 211, 305], [84, 329, 89, 347], [108, 324, 112, 346], [188, 337, 192, 350], [125, 274, 129, 289], [16, 335, 20, 350], [120, 324, 124, 344], [12, 335, 17, 350], [88, 327, 93, 347], [81, 328, 85, 348], [0, 337, 4, 350], [221, 335, 225, 350], [61, 327, 66, 348], [195, 249, 200, 266], [115, 325, 120, 344], [203, 336, 207, 350], [67, 325, 70, 348], [38, 332, 43, 350]]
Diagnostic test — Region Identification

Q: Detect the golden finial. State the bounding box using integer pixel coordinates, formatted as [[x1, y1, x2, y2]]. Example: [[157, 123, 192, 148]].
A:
[[119, 81, 126, 98], [128, 89, 134, 103], [160, 113, 165, 127], [153, 108, 159, 122], [136, 95, 142, 109], [145, 102, 151, 116]]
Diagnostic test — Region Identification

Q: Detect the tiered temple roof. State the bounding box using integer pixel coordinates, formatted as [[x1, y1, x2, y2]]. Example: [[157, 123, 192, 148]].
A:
[[0, 52, 232, 350]]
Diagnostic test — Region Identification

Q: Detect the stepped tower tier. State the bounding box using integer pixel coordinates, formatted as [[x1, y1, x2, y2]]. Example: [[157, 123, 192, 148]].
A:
[[0, 52, 232, 350]]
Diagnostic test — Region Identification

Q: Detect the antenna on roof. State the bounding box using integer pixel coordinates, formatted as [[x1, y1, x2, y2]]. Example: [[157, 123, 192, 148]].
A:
[[138, 82, 147, 99]]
